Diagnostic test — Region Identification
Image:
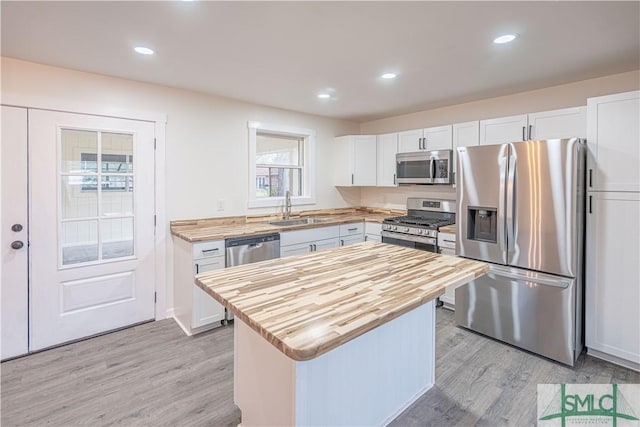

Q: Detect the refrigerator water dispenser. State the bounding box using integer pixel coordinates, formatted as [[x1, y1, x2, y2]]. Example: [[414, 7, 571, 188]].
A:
[[467, 207, 497, 243]]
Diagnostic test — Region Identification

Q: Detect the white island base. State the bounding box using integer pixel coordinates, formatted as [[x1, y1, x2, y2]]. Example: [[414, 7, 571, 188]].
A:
[[234, 301, 436, 426]]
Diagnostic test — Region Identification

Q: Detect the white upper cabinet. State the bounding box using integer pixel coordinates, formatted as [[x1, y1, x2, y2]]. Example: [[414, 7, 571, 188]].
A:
[[398, 129, 423, 153], [398, 126, 452, 153], [479, 114, 528, 145], [528, 106, 586, 140], [452, 121, 479, 175], [587, 91, 640, 192], [424, 125, 453, 151], [333, 135, 377, 186], [480, 107, 587, 146], [376, 133, 398, 187]]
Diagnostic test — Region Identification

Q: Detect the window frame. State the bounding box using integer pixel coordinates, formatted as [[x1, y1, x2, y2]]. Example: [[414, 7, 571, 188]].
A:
[[248, 121, 316, 208]]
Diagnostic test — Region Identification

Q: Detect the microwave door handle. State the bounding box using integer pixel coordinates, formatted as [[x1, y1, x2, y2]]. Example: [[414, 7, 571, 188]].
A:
[[430, 157, 436, 180]]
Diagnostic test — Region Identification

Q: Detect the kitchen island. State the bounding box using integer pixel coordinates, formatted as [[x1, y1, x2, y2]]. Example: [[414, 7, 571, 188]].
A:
[[196, 242, 488, 426]]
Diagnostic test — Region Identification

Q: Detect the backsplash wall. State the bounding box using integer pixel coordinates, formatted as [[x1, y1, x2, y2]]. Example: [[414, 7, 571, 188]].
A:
[[360, 186, 456, 210]]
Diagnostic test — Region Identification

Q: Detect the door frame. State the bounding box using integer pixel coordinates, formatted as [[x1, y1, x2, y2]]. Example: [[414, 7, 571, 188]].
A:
[[1, 95, 169, 320]]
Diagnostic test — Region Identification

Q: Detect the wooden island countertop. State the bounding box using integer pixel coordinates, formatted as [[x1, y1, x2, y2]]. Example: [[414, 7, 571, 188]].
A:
[[195, 242, 488, 361]]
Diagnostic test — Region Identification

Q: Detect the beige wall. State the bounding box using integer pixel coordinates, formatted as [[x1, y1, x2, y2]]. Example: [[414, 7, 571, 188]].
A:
[[359, 69, 640, 208], [1, 57, 361, 222]]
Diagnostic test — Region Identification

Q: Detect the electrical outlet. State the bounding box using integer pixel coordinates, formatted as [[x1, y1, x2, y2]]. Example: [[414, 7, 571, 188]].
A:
[[217, 199, 225, 211]]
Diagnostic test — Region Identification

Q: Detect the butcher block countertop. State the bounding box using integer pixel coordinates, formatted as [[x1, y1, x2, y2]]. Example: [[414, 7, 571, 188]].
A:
[[439, 224, 457, 234], [195, 242, 488, 361], [171, 207, 403, 242]]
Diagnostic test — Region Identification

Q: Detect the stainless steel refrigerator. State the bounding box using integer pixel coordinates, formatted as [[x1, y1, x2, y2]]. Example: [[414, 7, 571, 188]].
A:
[[455, 138, 586, 366]]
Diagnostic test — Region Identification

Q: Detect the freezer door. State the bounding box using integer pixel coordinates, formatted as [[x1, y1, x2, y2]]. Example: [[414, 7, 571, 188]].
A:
[[507, 139, 585, 277], [455, 264, 578, 366], [456, 144, 509, 265]]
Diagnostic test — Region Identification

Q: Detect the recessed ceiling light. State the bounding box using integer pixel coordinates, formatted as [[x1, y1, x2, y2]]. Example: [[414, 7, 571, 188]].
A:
[[493, 34, 518, 44], [381, 73, 397, 79], [317, 93, 331, 99], [134, 46, 155, 55]]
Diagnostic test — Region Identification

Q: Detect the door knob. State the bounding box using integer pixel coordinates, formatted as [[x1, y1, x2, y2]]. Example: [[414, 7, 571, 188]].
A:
[[11, 224, 23, 232], [11, 241, 24, 250]]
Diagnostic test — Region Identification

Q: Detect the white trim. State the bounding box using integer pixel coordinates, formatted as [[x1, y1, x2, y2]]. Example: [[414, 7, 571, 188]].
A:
[[2, 94, 167, 125], [247, 121, 316, 209]]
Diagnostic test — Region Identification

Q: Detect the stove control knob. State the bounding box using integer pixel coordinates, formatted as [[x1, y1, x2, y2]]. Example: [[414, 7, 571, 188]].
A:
[[393, 226, 398, 231], [418, 229, 423, 234], [405, 227, 410, 232]]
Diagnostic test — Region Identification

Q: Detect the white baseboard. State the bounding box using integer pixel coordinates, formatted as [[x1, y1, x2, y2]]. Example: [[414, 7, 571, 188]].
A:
[[587, 348, 640, 372], [172, 315, 193, 336], [381, 383, 433, 426]]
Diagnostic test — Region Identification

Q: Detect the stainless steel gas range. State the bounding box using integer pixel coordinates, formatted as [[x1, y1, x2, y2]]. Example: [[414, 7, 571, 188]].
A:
[[382, 198, 456, 253]]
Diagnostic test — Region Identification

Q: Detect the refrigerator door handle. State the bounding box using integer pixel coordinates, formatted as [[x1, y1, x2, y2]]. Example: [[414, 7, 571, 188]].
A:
[[498, 151, 508, 253], [488, 265, 572, 289], [506, 152, 517, 254]]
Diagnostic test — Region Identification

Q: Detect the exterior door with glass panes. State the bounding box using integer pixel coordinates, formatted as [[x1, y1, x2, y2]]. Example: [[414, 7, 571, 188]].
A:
[[28, 110, 156, 351]]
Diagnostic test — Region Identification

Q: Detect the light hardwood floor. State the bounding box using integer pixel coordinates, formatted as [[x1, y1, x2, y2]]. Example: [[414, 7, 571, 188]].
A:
[[2, 309, 638, 426]]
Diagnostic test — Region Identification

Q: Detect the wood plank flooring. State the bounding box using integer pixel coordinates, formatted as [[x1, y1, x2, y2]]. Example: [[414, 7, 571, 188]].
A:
[[2, 309, 638, 426]]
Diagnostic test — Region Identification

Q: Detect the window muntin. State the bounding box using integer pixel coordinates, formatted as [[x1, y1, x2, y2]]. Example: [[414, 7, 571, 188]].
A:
[[255, 133, 303, 198], [248, 122, 316, 208]]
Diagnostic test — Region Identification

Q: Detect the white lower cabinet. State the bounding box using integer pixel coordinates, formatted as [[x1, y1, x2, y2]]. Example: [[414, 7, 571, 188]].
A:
[[173, 237, 226, 335], [586, 192, 640, 369], [280, 225, 340, 256], [364, 222, 382, 243], [339, 222, 364, 246], [437, 231, 457, 310]]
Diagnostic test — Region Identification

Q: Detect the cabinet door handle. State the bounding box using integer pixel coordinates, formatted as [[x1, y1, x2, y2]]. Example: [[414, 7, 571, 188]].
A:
[[195, 263, 200, 274], [589, 169, 593, 188], [365, 235, 368, 242], [202, 248, 219, 254], [393, 173, 396, 185], [314, 244, 317, 251], [522, 126, 526, 141], [351, 173, 354, 185], [340, 240, 344, 246], [528, 125, 533, 140], [347, 228, 358, 232], [589, 195, 593, 214]]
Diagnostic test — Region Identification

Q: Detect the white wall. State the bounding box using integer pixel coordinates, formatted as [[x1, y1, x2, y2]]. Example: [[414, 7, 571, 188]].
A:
[[1, 57, 361, 221], [359, 70, 640, 209], [1, 57, 361, 315]]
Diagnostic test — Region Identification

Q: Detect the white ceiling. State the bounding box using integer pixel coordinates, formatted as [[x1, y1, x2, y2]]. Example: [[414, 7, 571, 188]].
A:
[[2, 1, 639, 122]]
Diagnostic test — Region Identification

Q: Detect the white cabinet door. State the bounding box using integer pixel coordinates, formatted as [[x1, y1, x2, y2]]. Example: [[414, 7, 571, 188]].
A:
[[1, 106, 28, 360], [340, 234, 364, 246], [376, 133, 398, 186], [398, 129, 423, 153], [528, 106, 586, 140], [193, 257, 226, 328], [587, 91, 640, 192], [452, 121, 479, 178], [313, 238, 340, 252], [585, 192, 640, 364], [479, 114, 528, 145], [364, 234, 382, 243], [353, 135, 377, 186], [423, 125, 453, 151], [281, 242, 312, 257], [333, 135, 376, 186]]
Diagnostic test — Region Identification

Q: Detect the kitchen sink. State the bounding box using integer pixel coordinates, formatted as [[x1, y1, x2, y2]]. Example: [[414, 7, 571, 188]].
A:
[[268, 217, 331, 227]]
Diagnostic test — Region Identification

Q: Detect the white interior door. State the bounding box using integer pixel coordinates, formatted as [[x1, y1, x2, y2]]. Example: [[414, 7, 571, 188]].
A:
[[28, 110, 156, 351], [1, 106, 29, 360]]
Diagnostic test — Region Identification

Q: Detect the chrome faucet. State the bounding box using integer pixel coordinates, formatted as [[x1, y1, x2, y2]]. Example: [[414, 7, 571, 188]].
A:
[[284, 190, 292, 220]]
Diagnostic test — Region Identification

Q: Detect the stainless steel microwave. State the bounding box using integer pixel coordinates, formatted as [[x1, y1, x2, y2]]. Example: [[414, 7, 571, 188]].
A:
[[396, 150, 453, 185]]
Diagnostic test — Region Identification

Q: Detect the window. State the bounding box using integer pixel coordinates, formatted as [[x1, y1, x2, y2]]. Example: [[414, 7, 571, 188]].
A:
[[80, 153, 133, 192], [248, 122, 316, 208]]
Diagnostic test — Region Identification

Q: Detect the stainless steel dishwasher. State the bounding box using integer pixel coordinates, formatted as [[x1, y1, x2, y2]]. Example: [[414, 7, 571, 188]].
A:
[[225, 233, 280, 321]]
